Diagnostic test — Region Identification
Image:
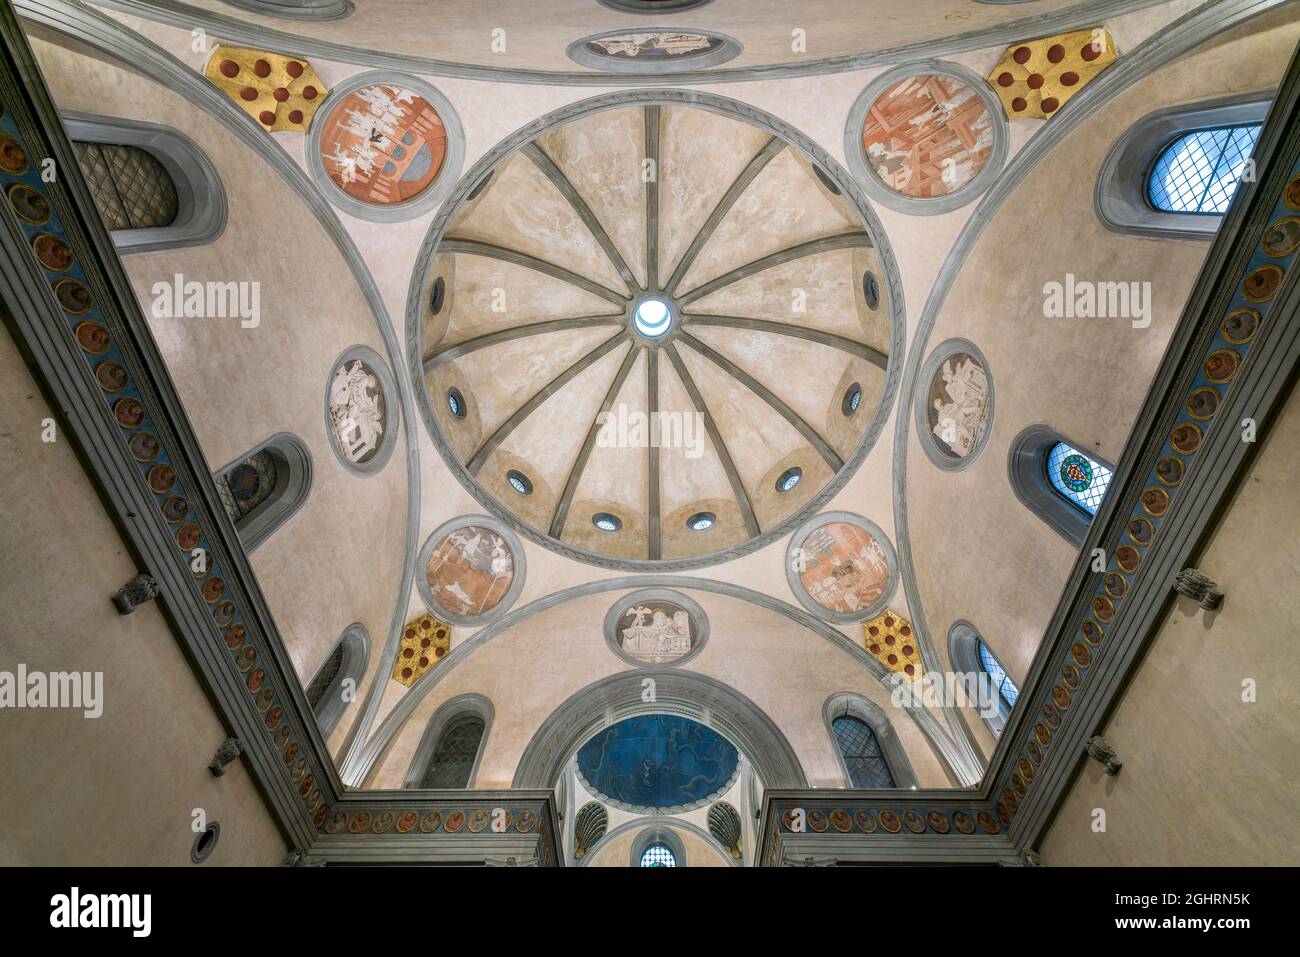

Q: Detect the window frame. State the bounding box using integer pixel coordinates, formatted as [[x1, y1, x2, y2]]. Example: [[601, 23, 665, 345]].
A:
[[948, 621, 1016, 737], [821, 693, 917, 789], [403, 694, 494, 789], [304, 623, 369, 738], [629, 826, 687, 868], [62, 112, 227, 255], [1095, 92, 1272, 240], [1008, 426, 1115, 547], [212, 433, 312, 553]]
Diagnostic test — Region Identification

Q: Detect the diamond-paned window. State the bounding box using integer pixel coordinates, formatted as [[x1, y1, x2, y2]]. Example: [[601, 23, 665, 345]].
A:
[[1148, 124, 1261, 214]]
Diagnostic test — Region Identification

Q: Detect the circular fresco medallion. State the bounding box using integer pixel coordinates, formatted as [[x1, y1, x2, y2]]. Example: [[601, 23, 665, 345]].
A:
[[418, 518, 524, 624], [567, 28, 741, 72], [918, 340, 993, 468], [326, 351, 392, 471], [7, 183, 49, 224], [96, 361, 127, 393], [787, 513, 897, 622], [75, 321, 110, 356], [1222, 308, 1259, 345], [319, 83, 447, 207], [1262, 216, 1300, 258], [603, 589, 708, 667], [0, 132, 29, 173], [855, 810, 877, 833], [32, 233, 73, 272], [862, 74, 994, 199]]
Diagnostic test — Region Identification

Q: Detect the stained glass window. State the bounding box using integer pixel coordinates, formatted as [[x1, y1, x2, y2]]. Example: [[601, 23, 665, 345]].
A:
[[420, 714, 485, 788], [1148, 124, 1261, 214], [215, 449, 278, 525], [72, 141, 179, 230], [977, 640, 1019, 711], [832, 715, 896, 788], [639, 843, 676, 867], [1046, 442, 1113, 516], [305, 641, 344, 711]]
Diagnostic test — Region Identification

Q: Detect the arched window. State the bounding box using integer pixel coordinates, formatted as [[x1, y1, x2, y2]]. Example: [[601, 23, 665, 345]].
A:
[[63, 113, 226, 255], [822, 693, 917, 789], [1008, 426, 1115, 547], [304, 624, 369, 737], [212, 433, 312, 553], [948, 622, 1017, 737], [1148, 124, 1261, 214], [1096, 95, 1270, 239], [639, 843, 676, 867], [404, 694, 494, 789], [832, 715, 895, 788]]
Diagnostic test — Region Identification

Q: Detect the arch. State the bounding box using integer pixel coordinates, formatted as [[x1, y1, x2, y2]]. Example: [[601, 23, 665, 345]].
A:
[[216, 0, 353, 19], [1008, 425, 1115, 547], [948, 621, 1016, 736], [403, 693, 494, 789], [62, 112, 226, 255], [1096, 92, 1271, 239], [513, 670, 807, 792], [631, 826, 687, 867], [822, 692, 918, 789], [304, 623, 369, 737], [212, 432, 312, 552]]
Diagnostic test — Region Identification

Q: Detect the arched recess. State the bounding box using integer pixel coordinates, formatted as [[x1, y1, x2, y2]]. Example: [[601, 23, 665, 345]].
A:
[[305, 623, 369, 738], [630, 825, 688, 867], [513, 670, 807, 792], [1096, 92, 1272, 240], [947, 620, 1020, 737], [822, 692, 918, 789], [212, 432, 312, 552], [403, 693, 494, 789], [1008, 425, 1115, 547], [62, 112, 226, 254]]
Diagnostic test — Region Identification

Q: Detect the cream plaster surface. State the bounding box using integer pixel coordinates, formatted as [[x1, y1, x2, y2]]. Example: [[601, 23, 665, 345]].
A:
[[0, 328, 285, 865], [1041, 376, 1300, 866]]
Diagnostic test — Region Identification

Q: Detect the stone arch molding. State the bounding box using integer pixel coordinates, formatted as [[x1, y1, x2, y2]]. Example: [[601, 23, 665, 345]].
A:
[[512, 670, 808, 793]]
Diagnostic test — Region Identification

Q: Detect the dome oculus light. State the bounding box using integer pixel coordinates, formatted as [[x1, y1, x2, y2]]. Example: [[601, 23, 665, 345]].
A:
[[842, 383, 863, 416], [506, 469, 533, 495], [447, 387, 466, 419], [633, 298, 673, 338], [776, 467, 803, 493], [593, 512, 622, 532], [687, 511, 716, 531]]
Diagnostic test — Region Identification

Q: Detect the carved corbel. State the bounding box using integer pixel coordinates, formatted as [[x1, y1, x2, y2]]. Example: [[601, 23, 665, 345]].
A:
[[1173, 568, 1223, 610], [1085, 735, 1123, 775], [208, 736, 242, 776], [111, 573, 160, 614]]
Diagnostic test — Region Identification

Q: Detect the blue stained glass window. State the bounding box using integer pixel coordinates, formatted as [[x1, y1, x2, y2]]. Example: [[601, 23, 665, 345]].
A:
[[977, 640, 1019, 711], [832, 715, 896, 788], [1148, 124, 1261, 214], [1046, 442, 1113, 516], [639, 843, 676, 867]]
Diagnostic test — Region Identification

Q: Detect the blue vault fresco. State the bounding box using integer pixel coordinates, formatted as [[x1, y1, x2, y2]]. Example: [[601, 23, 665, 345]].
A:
[[575, 714, 740, 810]]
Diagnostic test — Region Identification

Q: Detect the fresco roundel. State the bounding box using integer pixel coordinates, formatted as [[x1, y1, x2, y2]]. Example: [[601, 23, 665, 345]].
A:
[[417, 518, 525, 624], [603, 589, 709, 667], [319, 82, 447, 207], [326, 346, 398, 474], [576, 715, 740, 813], [918, 338, 993, 469], [861, 72, 994, 199], [787, 513, 898, 623]]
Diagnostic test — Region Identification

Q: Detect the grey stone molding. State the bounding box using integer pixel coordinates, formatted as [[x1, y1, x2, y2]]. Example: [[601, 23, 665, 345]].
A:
[[69, 0, 1172, 86], [947, 619, 1008, 736], [784, 511, 899, 623], [601, 587, 710, 668], [61, 111, 227, 255], [303, 71, 464, 224], [1084, 735, 1123, 775], [597, 0, 715, 13], [405, 88, 907, 573], [915, 337, 996, 472], [844, 61, 1010, 216], [566, 28, 742, 74], [217, 0, 352, 19], [1096, 91, 1274, 240], [414, 515, 527, 625]]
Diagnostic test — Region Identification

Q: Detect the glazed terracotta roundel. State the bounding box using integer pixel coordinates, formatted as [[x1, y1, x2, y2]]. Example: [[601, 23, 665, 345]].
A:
[[319, 83, 447, 207], [861, 73, 994, 198]]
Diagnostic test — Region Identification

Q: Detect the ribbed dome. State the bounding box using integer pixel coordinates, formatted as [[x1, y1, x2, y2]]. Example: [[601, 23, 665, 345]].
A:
[[416, 100, 895, 566]]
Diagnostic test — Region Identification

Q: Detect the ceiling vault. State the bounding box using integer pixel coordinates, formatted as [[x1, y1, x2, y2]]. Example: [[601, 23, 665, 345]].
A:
[[662, 342, 761, 538], [423, 315, 623, 369], [522, 141, 641, 296], [684, 314, 888, 368], [466, 331, 631, 475], [676, 231, 872, 306], [665, 135, 787, 297], [439, 238, 630, 307], [676, 331, 844, 471], [548, 342, 643, 539]]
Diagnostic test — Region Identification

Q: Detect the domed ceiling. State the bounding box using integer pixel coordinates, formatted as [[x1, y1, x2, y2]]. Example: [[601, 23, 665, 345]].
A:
[[414, 99, 898, 567]]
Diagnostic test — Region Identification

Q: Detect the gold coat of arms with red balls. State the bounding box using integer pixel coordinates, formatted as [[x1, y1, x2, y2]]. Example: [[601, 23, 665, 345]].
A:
[[393, 613, 450, 686], [864, 609, 923, 679]]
